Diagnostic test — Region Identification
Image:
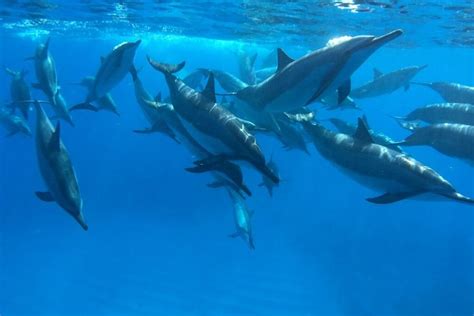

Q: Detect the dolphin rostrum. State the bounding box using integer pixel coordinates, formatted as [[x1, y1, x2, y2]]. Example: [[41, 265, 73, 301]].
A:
[[147, 56, 279, 184], [236, 29, 403, 112], [33, 101, 88, 230], [300, 116, 474, 204], [351, 65, 427, 99]]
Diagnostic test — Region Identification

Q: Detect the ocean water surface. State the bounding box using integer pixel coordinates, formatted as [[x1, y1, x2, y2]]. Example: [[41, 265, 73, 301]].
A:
[[0, 1, 473, 315]]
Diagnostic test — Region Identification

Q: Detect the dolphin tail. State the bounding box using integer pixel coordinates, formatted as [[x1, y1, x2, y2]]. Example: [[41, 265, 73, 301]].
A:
[[441, 192, 474, 205], [69, 103, 99, 112], [248, 236, 256, 250], [147, 56, 185, 75]]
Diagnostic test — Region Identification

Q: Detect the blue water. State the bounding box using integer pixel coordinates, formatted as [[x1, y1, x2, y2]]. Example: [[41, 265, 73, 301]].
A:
[[1, 2, 474, 316]]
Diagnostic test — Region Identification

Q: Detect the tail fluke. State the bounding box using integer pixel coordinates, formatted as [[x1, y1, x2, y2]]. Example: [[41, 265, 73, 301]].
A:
[[147, 56, 185, 75]]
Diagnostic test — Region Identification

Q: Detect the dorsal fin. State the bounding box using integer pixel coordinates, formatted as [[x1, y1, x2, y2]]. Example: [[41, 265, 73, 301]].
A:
[[202, 72, 216, 103], [353, 117, 374, 143], [50, 121, 61, 152], [373, 68, 383, 79], [276, 48, 294, 72], [155, 92, 162, 103]]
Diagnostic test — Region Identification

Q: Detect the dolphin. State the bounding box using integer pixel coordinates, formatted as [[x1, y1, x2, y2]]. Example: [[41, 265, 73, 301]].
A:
[[0, 107, 31, 136], [28, 37, 58, 100], [5, 68, 31, 119], [394, 123, 474, 164], [27, 38, 75, 125], [182, 69, 206, 90], [147, 56, 279, 184], [71, 40, 141, 110], [227, 188, 255, 250], [394, 103, 474, 126], [412, 82, 474, 105], [329, 116, 403, 152], [275, 116, 310, 154], [320, 91, 360, 111], [259, 156, 280, 197], [33, 101, 88, 230], [74, 76, 120, 115], [129, 66, 251, 197], [351, 65, 428, 99], [299, 116, 474, 204], [238, 51, 258, 85], [236, 29, 403, 113]]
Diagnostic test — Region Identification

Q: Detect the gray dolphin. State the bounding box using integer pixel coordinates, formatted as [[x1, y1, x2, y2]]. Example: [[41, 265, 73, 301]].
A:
[[351, 65, 427, 99], [236, 29, 403, 113], [255, 66, 275, 83], [0, 107, 31, 136], [394, 123, 474, 164], [259, 155, 280, 197], [413, 82, 474, 105], [198, 68, 248, 93], [27, 38, 74, 125], [147, 56, 279, 184], [72, 40, 141, 110], [300, 116, 474, 204], [28, 38, 58, 100], [130, 66, 251, 197], [75, 76, 120, 115], [329, 116, 403, 152], [228, 188, 255, 250], [394, 103, 474, 126], [275, 116, 310, 154], [33, 101, 87, 230], [5, 68, 31, 119]]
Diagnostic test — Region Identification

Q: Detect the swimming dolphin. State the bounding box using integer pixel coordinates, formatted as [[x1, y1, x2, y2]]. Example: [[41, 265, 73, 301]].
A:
[[236, 29, 403, 113], [27, 38, 75, 125], [329, 116, 403, 152], [0, 107, 31, 136], [74, 76, 120, 115], [299, 116, 474, 204], [275, 116, 310, 154], [28, 38, 58, 100], [147, 56, 279, 184], [71, 40, 141, 110], [320, 91, 360, 111], [394, 123, 474, 164], [351, 65, 427, 99], [198, 69, 248, 93], [413, 82, 474, 105], [130, 66, 251, 197], [228, 188, 255, 250], [259, 155, 280, 197], [394, 103, 474, 126], [5, 68, 31, 119], [33, 101, 88, 230], [238, 51, 258, 85]]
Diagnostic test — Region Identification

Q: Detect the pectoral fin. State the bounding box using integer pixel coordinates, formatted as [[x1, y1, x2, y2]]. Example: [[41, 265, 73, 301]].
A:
[[35, 191, 55, 202], [366, 191, 424, 204], [338, 79, 351, 104]]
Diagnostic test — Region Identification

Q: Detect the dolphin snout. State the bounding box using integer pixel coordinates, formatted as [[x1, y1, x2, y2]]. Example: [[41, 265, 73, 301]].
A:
[[372, 29, 403, 46], [134, 39, 142, 46]]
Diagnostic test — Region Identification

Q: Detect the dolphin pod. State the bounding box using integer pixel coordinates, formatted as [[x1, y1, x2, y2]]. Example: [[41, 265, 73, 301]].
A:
[[4, 28, 474, 250]]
